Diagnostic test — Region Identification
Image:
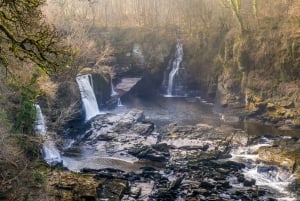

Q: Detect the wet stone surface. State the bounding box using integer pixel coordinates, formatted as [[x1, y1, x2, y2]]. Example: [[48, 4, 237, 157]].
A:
[[61, 109, 299, 201]]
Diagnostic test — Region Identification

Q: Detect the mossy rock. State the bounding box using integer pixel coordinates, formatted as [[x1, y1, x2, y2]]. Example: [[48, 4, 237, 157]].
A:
[[258, 146, 296, 170], [275, 108, 287, 116], [284, 110, 296, 119], [266, 102, 276, 111], [280, 100, 295, 109], [48, 171, 101, 201], [79, 67, 94, 75], [246, 95, 263, 104]]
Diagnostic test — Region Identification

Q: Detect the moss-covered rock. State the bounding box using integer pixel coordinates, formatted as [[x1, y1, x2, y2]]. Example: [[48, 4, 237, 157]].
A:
[[48, 171, 102, 201], [258, 137, 300, 171], [258, 146, 296, 170]]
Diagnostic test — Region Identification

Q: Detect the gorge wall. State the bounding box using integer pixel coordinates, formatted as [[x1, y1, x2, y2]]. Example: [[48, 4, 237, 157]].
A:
[[40, 0, 300, 129], [88, 22, 300, 128]]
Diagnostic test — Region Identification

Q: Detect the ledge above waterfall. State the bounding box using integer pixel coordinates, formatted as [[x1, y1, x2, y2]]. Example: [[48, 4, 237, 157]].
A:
[[114, 77, 142, 96]]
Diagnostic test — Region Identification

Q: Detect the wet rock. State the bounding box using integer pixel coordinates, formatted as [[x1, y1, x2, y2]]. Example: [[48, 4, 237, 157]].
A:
[[86, 109, 145, 138], [62, 108, 299, 200], [155, 188, 176, 200], [128, 145, 169, 162], [124, 172, 140, 181], [180, 145, 207, 151], [131, 122, 154, 136], [257, 165, 278, 173], [218, 180, 231, 188], [125, 109, 145, 122], [63, 146, 82, 157], [200, 181, 215, 190], [141, 168, 162, 180], [169, 176, 184, 190], [243, 179, 256, 187], [152, 143, 169, 152], [96, 134, 115, 141], [97, 179, 128, 201], [200, 144, 210, 151], [213, 160, 246, 171], [129, 186, 141, 198]]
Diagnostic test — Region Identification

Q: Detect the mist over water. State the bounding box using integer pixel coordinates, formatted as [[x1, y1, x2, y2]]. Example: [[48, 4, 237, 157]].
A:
[[112, 95, 218, 127]]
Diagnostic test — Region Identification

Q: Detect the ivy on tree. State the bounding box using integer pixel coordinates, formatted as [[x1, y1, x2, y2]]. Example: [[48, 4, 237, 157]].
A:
[[0, 0, 71, 75]]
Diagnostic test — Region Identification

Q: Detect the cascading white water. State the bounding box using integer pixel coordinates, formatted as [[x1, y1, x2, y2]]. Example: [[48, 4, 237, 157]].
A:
[[34, 104, 46, 136], [166, 42, 184, 96], [230, 137, 296, 200], [76, 74, 100, 121], [34, 104, 61, 166]]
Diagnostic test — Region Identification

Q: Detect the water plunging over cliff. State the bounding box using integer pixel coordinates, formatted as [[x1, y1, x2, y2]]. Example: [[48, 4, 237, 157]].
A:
[[117, 97, 123, 107], [162, 42, 186, 97], [34, 104, 61, 166], [34, 104, 47, 136], [76, 74, 100, 121], [110, 75, 118, 97]]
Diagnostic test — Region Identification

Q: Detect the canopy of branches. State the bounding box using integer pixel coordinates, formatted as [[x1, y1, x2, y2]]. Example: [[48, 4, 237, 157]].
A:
[[0, 0, 70, 75]]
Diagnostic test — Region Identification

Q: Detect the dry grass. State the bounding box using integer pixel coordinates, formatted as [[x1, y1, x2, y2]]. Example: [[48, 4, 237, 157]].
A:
[[0, 122, 56, 201]]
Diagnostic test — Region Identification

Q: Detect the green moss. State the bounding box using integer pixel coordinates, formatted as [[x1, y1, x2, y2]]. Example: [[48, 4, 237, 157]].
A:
[[33, 170, 46, 185]]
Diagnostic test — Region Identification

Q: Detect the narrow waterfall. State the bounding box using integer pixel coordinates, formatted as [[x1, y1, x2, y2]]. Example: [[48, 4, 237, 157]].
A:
[[34, 104, 61, 166], [162, 42, 186, 97], [111, 76, 118, 97], [34, 104, 46, 136], [117, 97, 123, 107], [76, 74, 100, 121], [167, 42, 183, 95]]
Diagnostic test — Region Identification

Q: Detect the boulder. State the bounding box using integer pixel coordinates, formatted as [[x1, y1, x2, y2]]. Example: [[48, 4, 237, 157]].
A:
[[128, 145, 169, 162], [97, 179, 128, 201], [258, 146, 297, 170], [129, 186, 141, 198]]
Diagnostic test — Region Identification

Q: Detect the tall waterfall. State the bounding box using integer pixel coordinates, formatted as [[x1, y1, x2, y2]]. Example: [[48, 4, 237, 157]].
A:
[[76, 74, 100, 121], [34, 104, 47, 136], [34, 104, 61, 166], [162, 42, 186, 97]]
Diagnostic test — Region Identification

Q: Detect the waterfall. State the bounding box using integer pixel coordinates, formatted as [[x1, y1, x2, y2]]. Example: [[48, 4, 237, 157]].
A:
[[111, 76, 118, 97], [34, 104, 46, 136], [162, 42, 186, 97], [76, 74, 100, 121], [167, 42, 183, 95], [34, 104, 61, 166], [117, 97, 123, 107]]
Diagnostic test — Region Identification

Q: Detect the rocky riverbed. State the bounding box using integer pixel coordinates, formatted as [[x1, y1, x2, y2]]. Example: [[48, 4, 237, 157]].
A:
[[48, 109, 300, 201]]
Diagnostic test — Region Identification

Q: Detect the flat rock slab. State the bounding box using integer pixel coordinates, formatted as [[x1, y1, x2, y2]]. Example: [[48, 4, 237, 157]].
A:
[[115, 77, 142, 94]]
